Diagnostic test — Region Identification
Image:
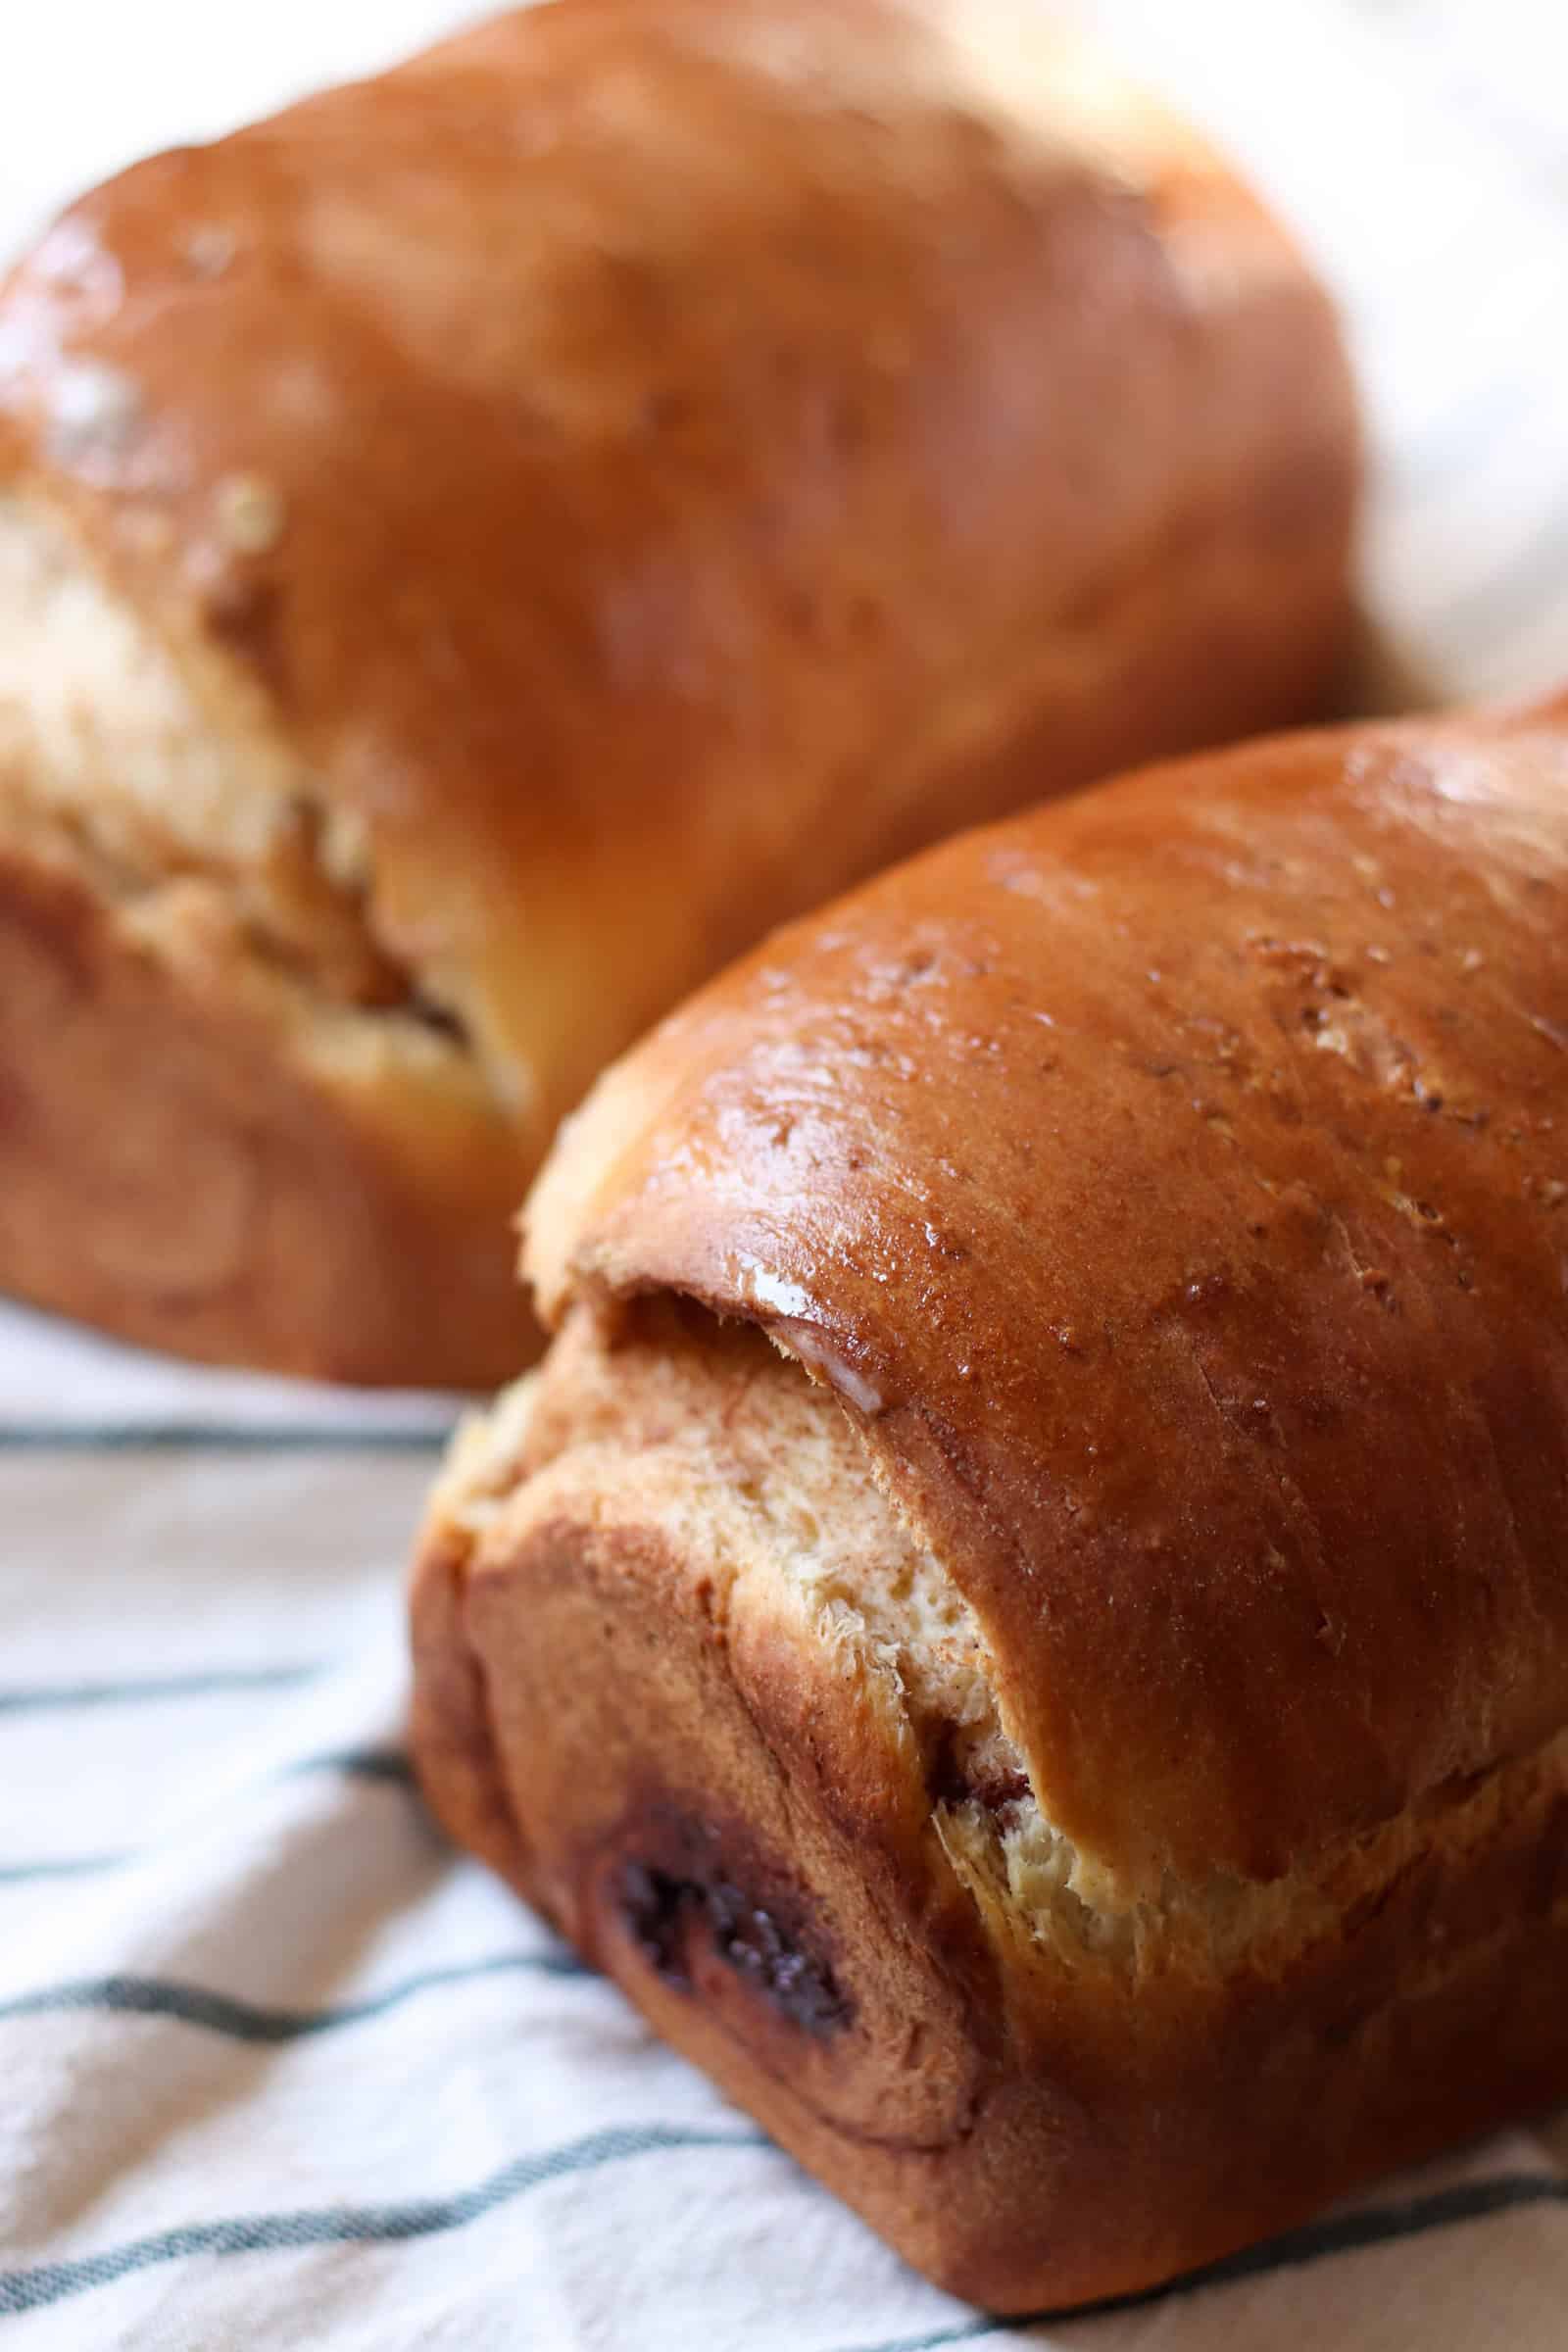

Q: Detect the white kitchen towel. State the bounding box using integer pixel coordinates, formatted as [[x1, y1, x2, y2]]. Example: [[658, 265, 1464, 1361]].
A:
[[2, 3, 1567, 2346]]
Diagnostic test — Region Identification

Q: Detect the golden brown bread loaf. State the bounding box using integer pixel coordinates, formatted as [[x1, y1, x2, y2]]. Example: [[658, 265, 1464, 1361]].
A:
[[0, 0, 1356, 1383], [412, 697, 1568, 2310]]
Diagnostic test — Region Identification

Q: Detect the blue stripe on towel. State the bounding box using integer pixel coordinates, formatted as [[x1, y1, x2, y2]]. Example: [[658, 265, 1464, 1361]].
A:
[[0, 2126, 768, 2318], [0, 1951, 592, 2042]]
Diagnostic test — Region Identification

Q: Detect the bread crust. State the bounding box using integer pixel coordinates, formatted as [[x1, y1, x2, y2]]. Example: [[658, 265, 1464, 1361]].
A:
[[0, 0, 1355, 1379], [414, 701, 1568, 2306]]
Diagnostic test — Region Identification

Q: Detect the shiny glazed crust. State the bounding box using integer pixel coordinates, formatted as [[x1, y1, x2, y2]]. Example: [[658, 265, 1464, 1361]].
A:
[[0, 0, 1356, 1381], [413, 702, 1568, 2307]]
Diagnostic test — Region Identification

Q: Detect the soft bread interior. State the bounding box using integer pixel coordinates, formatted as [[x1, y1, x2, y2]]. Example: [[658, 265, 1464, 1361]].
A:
[[438, 1294, 1568, 1986], [443, 1293, 1022, 1794], [0, 491, 487, 1098]]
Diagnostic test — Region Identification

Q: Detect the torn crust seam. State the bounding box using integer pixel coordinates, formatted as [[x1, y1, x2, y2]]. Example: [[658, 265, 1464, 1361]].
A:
[[0, 488, 485, 1067], [435, 1316, 1568, 1990]]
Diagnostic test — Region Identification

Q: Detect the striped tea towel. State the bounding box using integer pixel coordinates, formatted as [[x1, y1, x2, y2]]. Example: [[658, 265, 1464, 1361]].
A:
[[3, 1, 1568, 2343]]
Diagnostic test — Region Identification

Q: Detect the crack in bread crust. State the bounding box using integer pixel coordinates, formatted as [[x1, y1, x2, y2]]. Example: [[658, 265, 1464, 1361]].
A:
[[432, 1295, 1568, 1985], [0, 492, 481, 1053]]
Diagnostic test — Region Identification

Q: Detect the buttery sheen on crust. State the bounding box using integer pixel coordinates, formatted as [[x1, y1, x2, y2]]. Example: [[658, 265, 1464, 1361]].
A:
[[413, 701, 1568, 2309], [0, 0, 1355, 1381]]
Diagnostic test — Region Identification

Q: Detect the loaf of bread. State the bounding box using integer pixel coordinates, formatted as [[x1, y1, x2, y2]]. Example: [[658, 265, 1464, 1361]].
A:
[[0, 0, 1356, 1384], [413, 697, 1568, 2309]]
